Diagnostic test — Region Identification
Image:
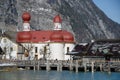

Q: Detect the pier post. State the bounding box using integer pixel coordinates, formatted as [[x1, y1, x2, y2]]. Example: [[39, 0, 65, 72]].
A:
[[91, 62, 94, 73], [75, 60, 78, 73], [57, 63, 59, 71], [34, 60, 36, 71], [100, 64, 103, 72], [69, 60, 73, 71], [84, 63, 87, 72], [46, 60, 50, 71], [108, 61, 111, 74], [59, 61, 62, 72], [37, 61, 40, 70]]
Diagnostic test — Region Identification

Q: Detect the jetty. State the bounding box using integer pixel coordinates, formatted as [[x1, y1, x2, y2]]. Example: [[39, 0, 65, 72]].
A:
[[0, 60, 120, 72]]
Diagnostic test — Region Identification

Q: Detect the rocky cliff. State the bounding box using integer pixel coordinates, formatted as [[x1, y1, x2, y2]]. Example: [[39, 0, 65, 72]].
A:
[[0, 0, 120, 42]]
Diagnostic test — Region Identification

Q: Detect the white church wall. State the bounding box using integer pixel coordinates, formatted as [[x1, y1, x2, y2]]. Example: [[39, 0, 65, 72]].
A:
[[31, 43, 47, 60], [49, 43, 64, 60], [21, 43, 49, 60]]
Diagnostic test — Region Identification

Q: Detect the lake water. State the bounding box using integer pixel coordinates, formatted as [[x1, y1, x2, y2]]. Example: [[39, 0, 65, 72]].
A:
[[0, 70, 120, 80]]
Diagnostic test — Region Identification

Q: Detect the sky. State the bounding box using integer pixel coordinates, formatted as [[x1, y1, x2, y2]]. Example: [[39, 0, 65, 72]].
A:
[[93, 0, 120, 24]]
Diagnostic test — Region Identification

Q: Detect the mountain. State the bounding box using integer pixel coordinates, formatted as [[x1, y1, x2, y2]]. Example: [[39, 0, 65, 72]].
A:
[[0, 0, 120, 43]]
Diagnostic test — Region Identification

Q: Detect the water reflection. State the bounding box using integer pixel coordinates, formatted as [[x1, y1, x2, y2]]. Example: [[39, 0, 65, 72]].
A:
[[91, 72, 94, 80], [0, 71, 120, 80]]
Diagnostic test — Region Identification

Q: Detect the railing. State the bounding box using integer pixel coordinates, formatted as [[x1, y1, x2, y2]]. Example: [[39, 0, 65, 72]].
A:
[[1, 60, 120, 71], [0, 60, 120, 65]]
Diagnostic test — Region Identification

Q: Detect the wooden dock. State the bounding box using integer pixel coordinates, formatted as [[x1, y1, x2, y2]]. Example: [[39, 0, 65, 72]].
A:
[[0, 60, 120, 72]]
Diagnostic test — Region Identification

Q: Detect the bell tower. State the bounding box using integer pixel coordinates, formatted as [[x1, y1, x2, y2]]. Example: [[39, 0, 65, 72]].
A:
[[53, 15, 62, 30], [22, 12, 31, 31]]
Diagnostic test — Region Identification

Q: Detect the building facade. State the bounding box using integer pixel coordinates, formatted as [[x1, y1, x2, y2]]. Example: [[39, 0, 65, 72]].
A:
[[16, 12, 75, 60], [0, 36, 18, 60]]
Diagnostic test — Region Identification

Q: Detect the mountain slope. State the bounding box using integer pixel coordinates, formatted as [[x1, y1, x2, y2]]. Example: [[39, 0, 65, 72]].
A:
[[53, 0, 120, 42], [0, 0, 120, 42]]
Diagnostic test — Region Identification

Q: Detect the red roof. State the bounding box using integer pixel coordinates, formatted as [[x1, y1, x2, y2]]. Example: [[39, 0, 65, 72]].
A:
[[17, 31, 32, 42], [62, 31, 74, 43], [16, 30, 74, 43], [50, 30, 63, 42], [31, 30, 52, 42]]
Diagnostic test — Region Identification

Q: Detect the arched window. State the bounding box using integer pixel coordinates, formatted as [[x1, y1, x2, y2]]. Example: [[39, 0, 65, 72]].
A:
[[10, 47, 13, 52], [35, 47, 38, 53], [67, 47, 69, 53]]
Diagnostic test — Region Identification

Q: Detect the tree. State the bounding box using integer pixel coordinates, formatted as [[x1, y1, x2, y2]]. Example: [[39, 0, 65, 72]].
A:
[[22, 43, 34, 57]]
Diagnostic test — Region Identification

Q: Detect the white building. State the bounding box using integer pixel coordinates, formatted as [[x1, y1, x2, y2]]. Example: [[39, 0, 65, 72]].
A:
[[0, 35, 18, 60], [16, 12, 75, 60]]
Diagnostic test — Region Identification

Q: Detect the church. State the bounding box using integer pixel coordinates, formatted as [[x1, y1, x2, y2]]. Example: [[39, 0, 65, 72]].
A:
[[16, 12, 75, 60]]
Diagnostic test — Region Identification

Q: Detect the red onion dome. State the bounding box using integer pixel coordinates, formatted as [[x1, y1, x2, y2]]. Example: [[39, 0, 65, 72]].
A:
[[22, 12, 31, 23], [53, 15, 62, 23], [17, 31, 32, 42], [50, 31, 63, 42], [63, 31, 74, 42]]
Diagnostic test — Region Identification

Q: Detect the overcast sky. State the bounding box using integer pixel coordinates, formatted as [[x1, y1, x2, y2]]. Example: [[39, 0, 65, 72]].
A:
[[93, 0, 120, 24]]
